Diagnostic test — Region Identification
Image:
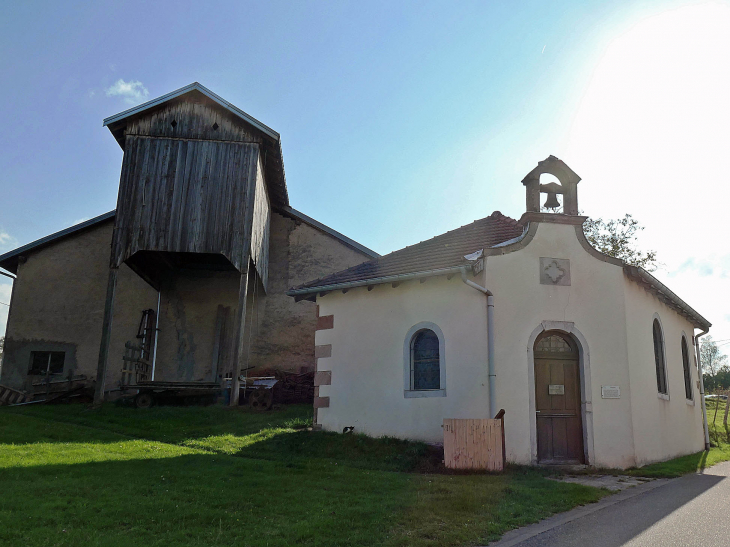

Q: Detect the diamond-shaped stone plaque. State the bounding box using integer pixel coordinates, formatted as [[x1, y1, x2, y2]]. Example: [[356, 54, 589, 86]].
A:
[[540, 257, 571, 286]]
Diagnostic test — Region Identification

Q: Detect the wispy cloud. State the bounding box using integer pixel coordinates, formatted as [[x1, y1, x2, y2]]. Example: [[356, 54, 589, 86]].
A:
[[72, 217, 90, 226], [105, 79, 149, 105], [669, 255, 730, 279], [0, 230, 17, 252]]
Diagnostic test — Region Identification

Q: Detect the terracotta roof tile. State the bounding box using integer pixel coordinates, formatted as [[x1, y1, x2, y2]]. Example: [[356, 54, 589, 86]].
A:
[[291, 211, 524, 291]]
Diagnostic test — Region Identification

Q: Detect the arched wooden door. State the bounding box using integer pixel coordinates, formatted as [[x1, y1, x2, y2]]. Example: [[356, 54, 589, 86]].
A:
[[534, 332, 584, 464]]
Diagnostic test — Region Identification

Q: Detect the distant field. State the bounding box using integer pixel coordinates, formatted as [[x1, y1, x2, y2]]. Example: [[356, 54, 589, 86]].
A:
[[0, 403, 606, 547]]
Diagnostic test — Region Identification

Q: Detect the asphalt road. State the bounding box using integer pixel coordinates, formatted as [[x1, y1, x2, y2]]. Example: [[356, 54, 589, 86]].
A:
[[491, 461, 730, 547]]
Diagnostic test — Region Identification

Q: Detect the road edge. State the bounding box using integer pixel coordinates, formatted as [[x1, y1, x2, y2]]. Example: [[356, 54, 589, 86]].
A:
[[485, 478, 673, 547]]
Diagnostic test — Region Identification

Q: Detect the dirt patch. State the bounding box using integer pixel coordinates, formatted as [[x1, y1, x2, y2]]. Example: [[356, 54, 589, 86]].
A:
[[549, 474, 653, 491]]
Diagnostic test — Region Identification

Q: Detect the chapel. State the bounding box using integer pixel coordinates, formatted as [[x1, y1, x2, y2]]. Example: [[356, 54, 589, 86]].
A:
[[290, 156, 711, 468]]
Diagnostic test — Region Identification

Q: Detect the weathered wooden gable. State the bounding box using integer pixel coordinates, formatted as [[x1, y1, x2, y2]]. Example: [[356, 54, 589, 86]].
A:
[[110, 98, 269, 276], [123, 99, 264, 144]]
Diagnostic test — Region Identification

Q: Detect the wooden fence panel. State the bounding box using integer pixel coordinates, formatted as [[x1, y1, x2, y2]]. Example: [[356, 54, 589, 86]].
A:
[[443, 418, 504, 471]]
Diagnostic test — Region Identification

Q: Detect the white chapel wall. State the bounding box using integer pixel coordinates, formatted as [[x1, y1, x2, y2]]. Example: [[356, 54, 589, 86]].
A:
[[623, 280, 705, 466], [485, 221, 637, 468], [315, 275, 491, 442], [314, 220, 706, 469]]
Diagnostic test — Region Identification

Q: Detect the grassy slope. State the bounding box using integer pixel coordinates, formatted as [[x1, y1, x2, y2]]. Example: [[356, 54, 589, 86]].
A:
[[0, 404, 606, 547]]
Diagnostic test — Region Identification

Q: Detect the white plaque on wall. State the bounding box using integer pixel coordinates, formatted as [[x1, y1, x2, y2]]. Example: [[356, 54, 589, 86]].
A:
[[602, 386, 620, 399], [548, 384, 565, 395]]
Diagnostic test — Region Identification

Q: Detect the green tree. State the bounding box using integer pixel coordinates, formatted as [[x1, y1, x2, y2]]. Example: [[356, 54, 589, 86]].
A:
[[583, 214, 659, 271], [701, 336, 729, 377]]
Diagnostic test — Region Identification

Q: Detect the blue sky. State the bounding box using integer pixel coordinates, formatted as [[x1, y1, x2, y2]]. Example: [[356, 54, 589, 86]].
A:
[[1, 0, 729, 354]]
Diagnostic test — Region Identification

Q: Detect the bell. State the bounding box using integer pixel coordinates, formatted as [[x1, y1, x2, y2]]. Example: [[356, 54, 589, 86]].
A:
[[543, 191, 560, 210]]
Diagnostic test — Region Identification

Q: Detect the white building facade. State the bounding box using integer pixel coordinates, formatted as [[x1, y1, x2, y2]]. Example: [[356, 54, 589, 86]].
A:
[[289, 157, 710, 469]]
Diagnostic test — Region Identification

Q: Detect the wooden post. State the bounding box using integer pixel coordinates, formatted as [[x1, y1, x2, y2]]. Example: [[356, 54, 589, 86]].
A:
[[229, 260, 250, 407], [495, 408, 506, 466], [93, 267, 118, 406]]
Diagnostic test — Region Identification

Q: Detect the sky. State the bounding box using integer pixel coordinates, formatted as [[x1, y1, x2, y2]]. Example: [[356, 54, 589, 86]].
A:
[[0, 0, 728, 355]]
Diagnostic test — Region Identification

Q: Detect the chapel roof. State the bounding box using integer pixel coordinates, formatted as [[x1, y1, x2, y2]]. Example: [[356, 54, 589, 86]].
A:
[[288, 211, 524, 296]]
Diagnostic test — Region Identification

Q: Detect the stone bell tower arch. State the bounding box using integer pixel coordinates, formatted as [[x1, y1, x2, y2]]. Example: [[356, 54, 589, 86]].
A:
[[522, 155, 581, 215]]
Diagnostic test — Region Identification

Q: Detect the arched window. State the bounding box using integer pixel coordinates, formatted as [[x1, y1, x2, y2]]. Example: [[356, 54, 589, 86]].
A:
[[411, 329, 441, 390], [682, 337, 693, 400], [653, 319, 668, 395]]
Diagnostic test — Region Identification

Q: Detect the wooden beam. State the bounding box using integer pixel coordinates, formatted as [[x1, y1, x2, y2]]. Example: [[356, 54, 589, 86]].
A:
[[341, 288, 349, 294], [391, 282, 400, 288], [93, 267, 119, 406], [367, 285, 374, 291], [229, 261, 251, 407]]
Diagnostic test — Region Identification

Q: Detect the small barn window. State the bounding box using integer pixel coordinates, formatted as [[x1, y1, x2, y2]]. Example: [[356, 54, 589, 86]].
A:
[[28, 351, 65, 375], [681, 337, 693, 400], [652, 319, 668, 396], [404, 323, 446, 398]]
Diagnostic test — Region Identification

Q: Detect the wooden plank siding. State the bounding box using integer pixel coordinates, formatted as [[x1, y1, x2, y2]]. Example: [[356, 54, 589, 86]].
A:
[[443, 418, 504, 471], [123, 99, 264, 144], [111, 135, 261, 272], [250, 156, 270, 290]]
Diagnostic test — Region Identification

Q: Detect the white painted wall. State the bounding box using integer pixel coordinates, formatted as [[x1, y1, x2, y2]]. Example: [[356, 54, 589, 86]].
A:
[[316, 275, 491, 442], [624, 281, 705, 466], [315, 220, 705, 469], [474, 221, 636, 468]]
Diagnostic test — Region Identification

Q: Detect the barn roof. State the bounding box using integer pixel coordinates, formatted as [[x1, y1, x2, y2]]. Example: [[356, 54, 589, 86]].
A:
[[0, 211, 115, 275], [287, 211, 524, 296], [102, 82, 289, 209]]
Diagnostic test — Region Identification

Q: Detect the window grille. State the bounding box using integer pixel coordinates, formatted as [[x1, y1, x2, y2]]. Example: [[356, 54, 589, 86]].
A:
[[535, 334, 574, 355], [681, 337, 692, 400], [411, 330, 440, 390], [653, 320, 668, 395]]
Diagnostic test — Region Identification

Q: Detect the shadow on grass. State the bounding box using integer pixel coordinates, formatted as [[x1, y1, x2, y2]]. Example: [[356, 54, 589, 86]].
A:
[[3, 403, 311, 443], [0, 405, 614, 547], [2, 404, 442, 473]]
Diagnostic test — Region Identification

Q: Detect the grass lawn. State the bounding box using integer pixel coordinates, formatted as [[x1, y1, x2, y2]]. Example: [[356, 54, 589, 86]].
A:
[[0, 403, 607, 547]]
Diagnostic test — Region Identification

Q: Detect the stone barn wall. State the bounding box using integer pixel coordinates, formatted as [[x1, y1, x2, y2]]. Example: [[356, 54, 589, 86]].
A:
[[246, 211, 373, 373], [0, 221, 158, 391], [0, 211, 373, 390]]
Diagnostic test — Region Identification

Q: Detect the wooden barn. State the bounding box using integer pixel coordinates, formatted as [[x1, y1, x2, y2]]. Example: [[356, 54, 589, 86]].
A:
[[0, 83, 376, 405]]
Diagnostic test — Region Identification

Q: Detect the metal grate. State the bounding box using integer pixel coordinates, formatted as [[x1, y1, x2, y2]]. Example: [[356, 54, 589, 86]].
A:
[[536, 334, 574, 354]]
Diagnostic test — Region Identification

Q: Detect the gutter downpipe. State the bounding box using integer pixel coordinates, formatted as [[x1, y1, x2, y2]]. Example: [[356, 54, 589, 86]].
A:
[[459, 266, 496, 419], [694, 328, 711, 450]]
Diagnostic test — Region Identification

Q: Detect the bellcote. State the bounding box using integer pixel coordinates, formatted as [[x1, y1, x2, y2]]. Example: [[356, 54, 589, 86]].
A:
[[522, 156, 581, 216]]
